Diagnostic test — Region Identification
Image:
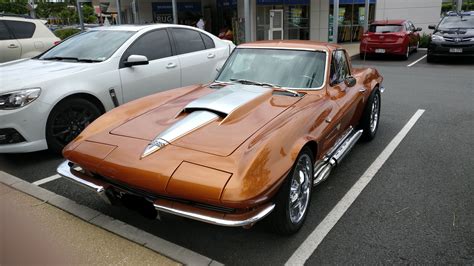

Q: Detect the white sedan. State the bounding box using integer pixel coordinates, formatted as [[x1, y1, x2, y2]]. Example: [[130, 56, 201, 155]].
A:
[[0, 24, 235, 153]]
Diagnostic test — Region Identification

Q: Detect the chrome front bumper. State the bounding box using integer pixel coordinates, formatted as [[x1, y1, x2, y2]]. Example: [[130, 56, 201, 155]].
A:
[[57, 160, 275, 227]]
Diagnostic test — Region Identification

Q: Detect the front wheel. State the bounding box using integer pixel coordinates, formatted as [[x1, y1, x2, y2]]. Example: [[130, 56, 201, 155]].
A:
[[269, 147, 313, 235], [359, 89, 381, 141], [46, 98, 102, 154]]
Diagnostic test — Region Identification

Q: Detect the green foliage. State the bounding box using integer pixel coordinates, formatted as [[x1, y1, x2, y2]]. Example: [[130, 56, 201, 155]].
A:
[[54, 27, 80, 40], [0, 0, 28, 15], [81, 4, 97, 24], [419, 33, 431, 48]]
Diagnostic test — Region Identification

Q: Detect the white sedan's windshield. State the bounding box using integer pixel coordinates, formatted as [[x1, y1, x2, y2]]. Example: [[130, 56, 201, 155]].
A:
[[39, 30, 135, 62], [217, 48, 327, 89]]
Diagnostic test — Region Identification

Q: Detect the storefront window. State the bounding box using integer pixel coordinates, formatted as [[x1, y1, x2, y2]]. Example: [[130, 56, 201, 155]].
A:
[[256, 0, 309, 41], [329, 0, 375, 43]]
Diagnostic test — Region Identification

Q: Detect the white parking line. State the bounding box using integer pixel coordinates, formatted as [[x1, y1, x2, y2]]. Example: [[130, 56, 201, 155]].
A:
[[32, 174, 61, 186], [285, 109, 425, 265], [407, 55, 427, 67]]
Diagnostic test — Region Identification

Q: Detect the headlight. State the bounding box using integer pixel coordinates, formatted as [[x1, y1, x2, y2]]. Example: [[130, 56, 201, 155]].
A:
[[0, 88, 41, 110], [431, 35, 445, 42]]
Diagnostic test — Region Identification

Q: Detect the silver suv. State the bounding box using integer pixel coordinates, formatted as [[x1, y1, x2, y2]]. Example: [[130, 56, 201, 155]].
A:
[[0, 15, 60, 63]]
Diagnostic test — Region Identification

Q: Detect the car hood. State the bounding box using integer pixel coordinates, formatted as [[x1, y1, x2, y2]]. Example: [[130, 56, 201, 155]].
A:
[[0, 59, 94, 93], [110, 84, 302, 157]]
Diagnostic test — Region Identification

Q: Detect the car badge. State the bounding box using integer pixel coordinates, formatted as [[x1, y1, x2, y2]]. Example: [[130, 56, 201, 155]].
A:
[[454, 37, 462, 42], [141, 138, 169, 158], [379, 36, 384, 39]]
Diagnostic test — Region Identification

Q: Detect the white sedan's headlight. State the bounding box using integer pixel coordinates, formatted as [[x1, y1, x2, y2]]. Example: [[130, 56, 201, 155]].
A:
[[0, 88, 41, 110], [431, 35, 445, 42]]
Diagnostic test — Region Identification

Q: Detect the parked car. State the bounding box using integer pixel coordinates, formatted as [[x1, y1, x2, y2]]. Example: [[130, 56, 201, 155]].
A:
[[58, 41, 384, 235], [0, 15, 60, 63], [0, 24, 235, 153], [360, 19, 422, 60], [427, 11, 474, 62]]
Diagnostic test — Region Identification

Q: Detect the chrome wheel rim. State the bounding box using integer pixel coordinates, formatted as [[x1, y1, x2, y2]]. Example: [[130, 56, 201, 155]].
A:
[[370, 93, 380, 133], [406, 46, 410, 58], [289, 154, 312, 224]]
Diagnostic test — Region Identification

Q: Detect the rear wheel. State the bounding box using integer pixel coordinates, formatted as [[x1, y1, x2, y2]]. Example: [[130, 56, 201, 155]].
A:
[[269, 147, 313, 235], [359, 88, 381, 141], [46, 98, 102, 154], [403, 45, 410, 60]]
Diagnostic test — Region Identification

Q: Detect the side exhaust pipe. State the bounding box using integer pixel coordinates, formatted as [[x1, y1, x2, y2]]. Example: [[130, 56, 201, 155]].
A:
[[313, 127, 363, 186]]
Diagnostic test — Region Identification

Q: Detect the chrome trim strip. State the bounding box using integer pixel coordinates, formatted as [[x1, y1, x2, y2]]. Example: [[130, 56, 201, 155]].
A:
[[153, 203, 276, 227], [57, 160, 111, 204], [238, 46, 319, 51]]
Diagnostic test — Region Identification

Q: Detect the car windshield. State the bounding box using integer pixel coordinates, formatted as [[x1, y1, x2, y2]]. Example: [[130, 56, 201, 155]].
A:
[[216, 48, 327, 89], [439, 15, 474, 29], [39, 30, 135, 62], [369, 25, 402, 33]]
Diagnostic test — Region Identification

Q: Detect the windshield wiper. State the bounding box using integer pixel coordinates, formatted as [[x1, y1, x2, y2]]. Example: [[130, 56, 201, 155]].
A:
[[229, 78, 301, 97], [42, 56, 102, 63]]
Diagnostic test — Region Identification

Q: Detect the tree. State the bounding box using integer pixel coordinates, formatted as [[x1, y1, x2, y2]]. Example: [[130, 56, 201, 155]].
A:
[[0, 0, 29, 15]]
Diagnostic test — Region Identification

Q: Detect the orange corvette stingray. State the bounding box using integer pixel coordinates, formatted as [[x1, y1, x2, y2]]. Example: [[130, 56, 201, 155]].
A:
[[58, 41, 383, 234]]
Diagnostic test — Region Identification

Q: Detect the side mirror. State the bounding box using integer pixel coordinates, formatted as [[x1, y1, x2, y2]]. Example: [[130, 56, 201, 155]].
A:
[[124, 55, 149, 67], [428, 25, 436, 30], [344, 76, 357, 88], [416, 27, 422, 32]]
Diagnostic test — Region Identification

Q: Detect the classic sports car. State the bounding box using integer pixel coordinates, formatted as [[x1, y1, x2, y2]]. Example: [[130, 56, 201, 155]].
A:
[[58, 41, 384, 235]]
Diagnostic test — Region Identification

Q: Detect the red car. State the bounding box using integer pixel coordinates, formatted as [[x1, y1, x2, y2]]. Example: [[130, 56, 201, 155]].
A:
[[360, 20, 422, 60]]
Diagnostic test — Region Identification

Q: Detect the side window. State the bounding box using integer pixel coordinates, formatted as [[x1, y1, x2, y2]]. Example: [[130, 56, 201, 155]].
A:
[[200, 33, 215, 49], [0, 21, 13, 40], [124, 29, 172, 62], [330, 50, 350, 85], [409, 22, 416, 31], [4, 21, 35, 39], [171, 28, 206, 54]]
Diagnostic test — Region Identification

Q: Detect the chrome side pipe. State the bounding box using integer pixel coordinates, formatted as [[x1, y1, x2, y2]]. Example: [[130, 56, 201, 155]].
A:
[[313, 127, 363, 186]]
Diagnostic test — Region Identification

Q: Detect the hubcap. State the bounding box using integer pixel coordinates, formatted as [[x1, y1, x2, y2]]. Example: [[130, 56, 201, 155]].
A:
[[51, 106, 96, 145], [289, 154, 312, 224], [370, 94, 380, 133]]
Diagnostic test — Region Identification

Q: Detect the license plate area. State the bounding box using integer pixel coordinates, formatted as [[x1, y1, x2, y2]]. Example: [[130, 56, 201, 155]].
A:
[[449, 48, 463, 53], [375, 49, 386, 53], [110, 188, 158, 219]]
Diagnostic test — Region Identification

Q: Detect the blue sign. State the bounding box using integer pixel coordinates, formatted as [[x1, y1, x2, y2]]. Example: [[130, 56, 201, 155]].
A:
[[257, 0, 309, 5], [217, 0, 237, 8], [152, 2, 202, 13]]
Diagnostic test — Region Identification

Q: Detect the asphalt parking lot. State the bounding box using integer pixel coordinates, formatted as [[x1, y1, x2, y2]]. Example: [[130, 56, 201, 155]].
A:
[[1, 50, 473, 265]]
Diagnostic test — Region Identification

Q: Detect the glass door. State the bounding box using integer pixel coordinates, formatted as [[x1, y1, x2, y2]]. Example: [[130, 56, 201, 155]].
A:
[[269, 9, 284, 40]]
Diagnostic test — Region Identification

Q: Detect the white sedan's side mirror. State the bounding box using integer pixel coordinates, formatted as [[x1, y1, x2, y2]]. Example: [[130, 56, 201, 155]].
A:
[[124, 55, 149, 67]]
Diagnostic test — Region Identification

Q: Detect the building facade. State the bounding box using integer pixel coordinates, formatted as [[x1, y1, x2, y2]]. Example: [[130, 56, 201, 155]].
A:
[[96, 0, 472, 43]]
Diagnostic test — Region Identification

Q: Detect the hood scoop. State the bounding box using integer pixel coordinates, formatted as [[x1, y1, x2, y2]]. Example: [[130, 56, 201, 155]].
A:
[[181, 85, 272, 119], [142, 85, 271, 158]]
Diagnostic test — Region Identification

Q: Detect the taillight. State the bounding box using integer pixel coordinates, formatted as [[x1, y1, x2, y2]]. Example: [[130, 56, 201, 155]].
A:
[[53, 41, 61, 45]]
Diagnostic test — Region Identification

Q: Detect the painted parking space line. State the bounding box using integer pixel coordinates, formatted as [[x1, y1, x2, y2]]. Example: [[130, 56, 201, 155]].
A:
[[286, 109, 426, 266], [407, 55, 427, 67], [32, 174, 61, 186]]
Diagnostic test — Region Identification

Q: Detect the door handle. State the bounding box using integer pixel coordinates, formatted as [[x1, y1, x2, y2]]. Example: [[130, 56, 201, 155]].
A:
[[359, 88, 367, 93], [166, 62, 177, 69], [8, 44, 19, 48], [207, 53, 215, 59]]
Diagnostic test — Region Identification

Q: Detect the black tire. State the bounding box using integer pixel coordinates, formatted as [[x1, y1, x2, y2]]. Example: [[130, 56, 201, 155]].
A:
[[359, 88, 381, 141], [268, 147, 314, 235], [403, 45, 410, 60], [46, 98, 102, 154]]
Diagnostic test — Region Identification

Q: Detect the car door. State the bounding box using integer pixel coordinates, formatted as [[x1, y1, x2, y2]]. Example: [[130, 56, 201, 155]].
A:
[[0, 21, 21, 63], [405, 21, 416, 50], [327, 50, 365, 131], [170, 28, 222, 85], [4, 20, 38, 59], [119, 29, 181, 103]]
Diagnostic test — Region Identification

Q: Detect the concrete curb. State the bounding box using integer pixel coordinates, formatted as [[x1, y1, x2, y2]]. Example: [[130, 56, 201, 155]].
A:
[[0, 171, 223, 266]]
